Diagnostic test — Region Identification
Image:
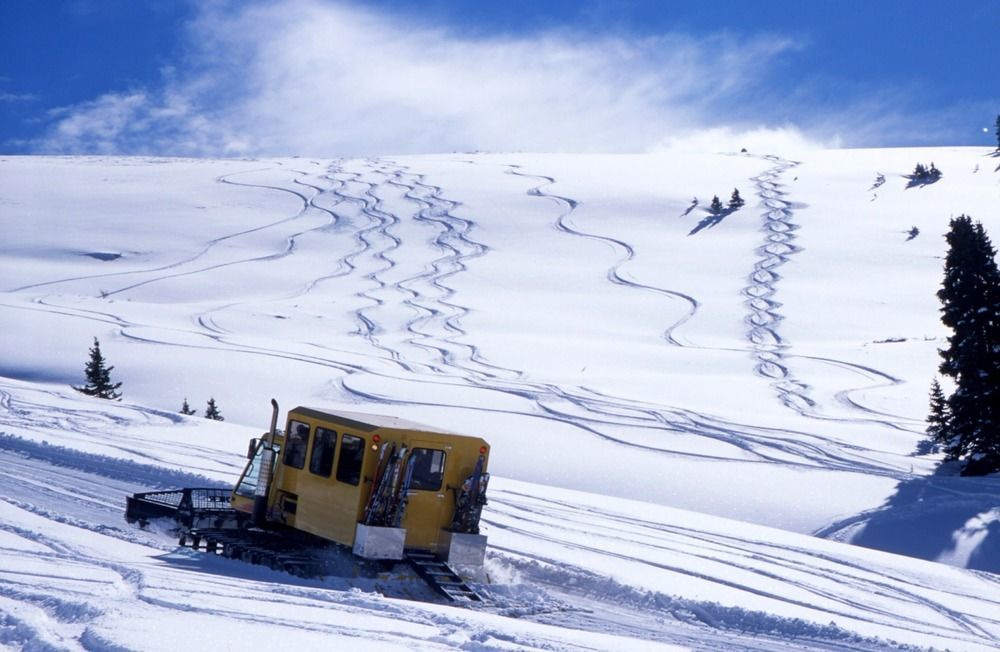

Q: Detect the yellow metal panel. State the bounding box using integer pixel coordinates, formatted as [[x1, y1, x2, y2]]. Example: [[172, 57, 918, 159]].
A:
[[270, 407, 489, 553]]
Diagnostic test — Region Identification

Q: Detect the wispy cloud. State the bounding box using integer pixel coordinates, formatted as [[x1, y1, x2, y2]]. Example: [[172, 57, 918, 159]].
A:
[[0, 92, 38, 103], [32, 0, 810, 156]]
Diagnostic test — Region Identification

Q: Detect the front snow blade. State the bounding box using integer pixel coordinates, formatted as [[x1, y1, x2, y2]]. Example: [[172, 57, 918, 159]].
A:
[[126, 488, 236, 528]]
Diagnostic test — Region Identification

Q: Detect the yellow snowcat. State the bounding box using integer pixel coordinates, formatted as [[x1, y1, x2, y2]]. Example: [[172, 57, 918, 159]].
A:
[[126, 400, 491, 602]]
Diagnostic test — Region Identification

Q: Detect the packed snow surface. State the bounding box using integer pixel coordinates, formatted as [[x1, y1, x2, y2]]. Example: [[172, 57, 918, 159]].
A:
[[1, 148, 999, 650]]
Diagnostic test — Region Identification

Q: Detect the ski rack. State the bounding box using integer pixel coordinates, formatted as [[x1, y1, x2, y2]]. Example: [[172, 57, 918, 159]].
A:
[[404, 550, 484, 603]]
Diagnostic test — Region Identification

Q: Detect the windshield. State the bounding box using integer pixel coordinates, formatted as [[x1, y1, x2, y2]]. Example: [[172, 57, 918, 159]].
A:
[[235, 439, 278, 498]]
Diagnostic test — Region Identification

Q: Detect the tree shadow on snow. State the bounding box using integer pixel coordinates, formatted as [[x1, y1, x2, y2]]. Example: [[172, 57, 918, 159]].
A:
[[679, 198, 698, 217], [688, 207, 737, 236], [844, 459, 1000, 573], [904, 175, 942, 189]]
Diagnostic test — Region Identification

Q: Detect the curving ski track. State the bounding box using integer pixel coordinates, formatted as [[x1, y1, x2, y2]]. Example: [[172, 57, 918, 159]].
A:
[[744, 156, 812, 411], [744, 156, 920, 432], [506, 165, 700, 347], [2, 158, 927, 487]]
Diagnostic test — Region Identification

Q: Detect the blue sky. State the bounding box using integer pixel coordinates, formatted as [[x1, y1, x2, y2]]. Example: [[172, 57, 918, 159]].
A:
[[1, 0, 997, 155]]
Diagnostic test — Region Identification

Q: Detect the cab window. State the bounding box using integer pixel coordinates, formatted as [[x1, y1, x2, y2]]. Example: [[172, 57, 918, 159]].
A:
[[283, 420, 310, 470], [335, 434, 365, 485], [309, 427, 337, 477], [408, 448, 446, 491]]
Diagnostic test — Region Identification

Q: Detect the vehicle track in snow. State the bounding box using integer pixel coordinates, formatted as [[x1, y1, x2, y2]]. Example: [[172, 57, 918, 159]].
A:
[[0, 449, 744, 652], [1, 434, 984, 652], [485, 488, 1000, 647]]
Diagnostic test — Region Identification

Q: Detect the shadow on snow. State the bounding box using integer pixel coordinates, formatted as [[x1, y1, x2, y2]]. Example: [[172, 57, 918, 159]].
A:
[[846, 459, 1000, 573], [688, 207, 739, 236]]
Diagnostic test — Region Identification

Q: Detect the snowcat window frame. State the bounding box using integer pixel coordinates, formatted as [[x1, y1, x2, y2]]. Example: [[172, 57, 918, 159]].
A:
[[283, 420, 310, 470], [408, 447, 446, 492], [335, 433, 365, 486], [308, 426, 337, 477]]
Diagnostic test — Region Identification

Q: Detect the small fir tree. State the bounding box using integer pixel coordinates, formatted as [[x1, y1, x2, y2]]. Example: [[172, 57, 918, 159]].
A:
[[709, 195, 724, 215], [928, 162, 941, 179], [73, 337, 122, 400], [180, 398, 197, 416], [205, 397, 224, 421], [728, 188, 745, 210], [926, 379, 952, 452], [995, 114, 1000, 150]]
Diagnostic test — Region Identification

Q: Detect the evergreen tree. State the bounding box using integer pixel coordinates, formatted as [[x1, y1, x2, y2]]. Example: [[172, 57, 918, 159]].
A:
[[205, 397, 224, 421], [995, 114, 1000, 151], [73, 337, 122, 400], [913, 163, 927, 178], [928, 162, 941, 179], [728, 188, 745, 210], [180, 398, 196, 416], [936, 215, 1000, 474], [709, 195, 724, 215], [926, 379, 952, 452]]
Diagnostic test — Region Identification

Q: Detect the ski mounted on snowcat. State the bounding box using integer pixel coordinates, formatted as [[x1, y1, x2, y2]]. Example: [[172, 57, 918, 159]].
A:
[[126, 400, 491, 600]]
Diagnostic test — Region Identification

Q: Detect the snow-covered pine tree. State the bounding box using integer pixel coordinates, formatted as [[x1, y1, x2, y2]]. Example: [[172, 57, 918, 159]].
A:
[[205, 397, 225, 421], [937, 215, 1000, 474], [709, 195, 724, 215], [728, 188, 745, 209], [73, 337, 122, 400], [995, 114, 1000, 150], [180, 398, 196, 415]]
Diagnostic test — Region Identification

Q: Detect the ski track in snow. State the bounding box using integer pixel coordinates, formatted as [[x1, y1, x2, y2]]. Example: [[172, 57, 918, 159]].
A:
[[743, 156, 922, 433], [745, 156, 810, 409], [1, 159, 924, 481], [3, 154, 1000, 650], [10, 165, 325, 297], [505, 164, 700, 347]]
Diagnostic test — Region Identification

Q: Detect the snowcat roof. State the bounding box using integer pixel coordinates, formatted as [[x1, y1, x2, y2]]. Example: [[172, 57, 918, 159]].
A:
[[290, 406, 467, 438]]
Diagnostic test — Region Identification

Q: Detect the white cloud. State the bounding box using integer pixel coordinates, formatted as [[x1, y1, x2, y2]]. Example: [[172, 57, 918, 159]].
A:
[[657, 125, 837, 155], [32, 0, 811, 156]]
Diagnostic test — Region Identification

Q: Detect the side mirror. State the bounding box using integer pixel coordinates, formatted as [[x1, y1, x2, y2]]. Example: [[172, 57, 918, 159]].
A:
[[247, 438, 259, 459]]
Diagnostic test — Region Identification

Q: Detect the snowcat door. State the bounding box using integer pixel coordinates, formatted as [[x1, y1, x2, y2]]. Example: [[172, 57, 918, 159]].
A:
[[402, 445, 450, 551]]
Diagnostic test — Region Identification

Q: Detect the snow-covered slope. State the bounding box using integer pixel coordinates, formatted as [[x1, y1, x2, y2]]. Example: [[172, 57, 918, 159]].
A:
[[1, 148, 998, 650]]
